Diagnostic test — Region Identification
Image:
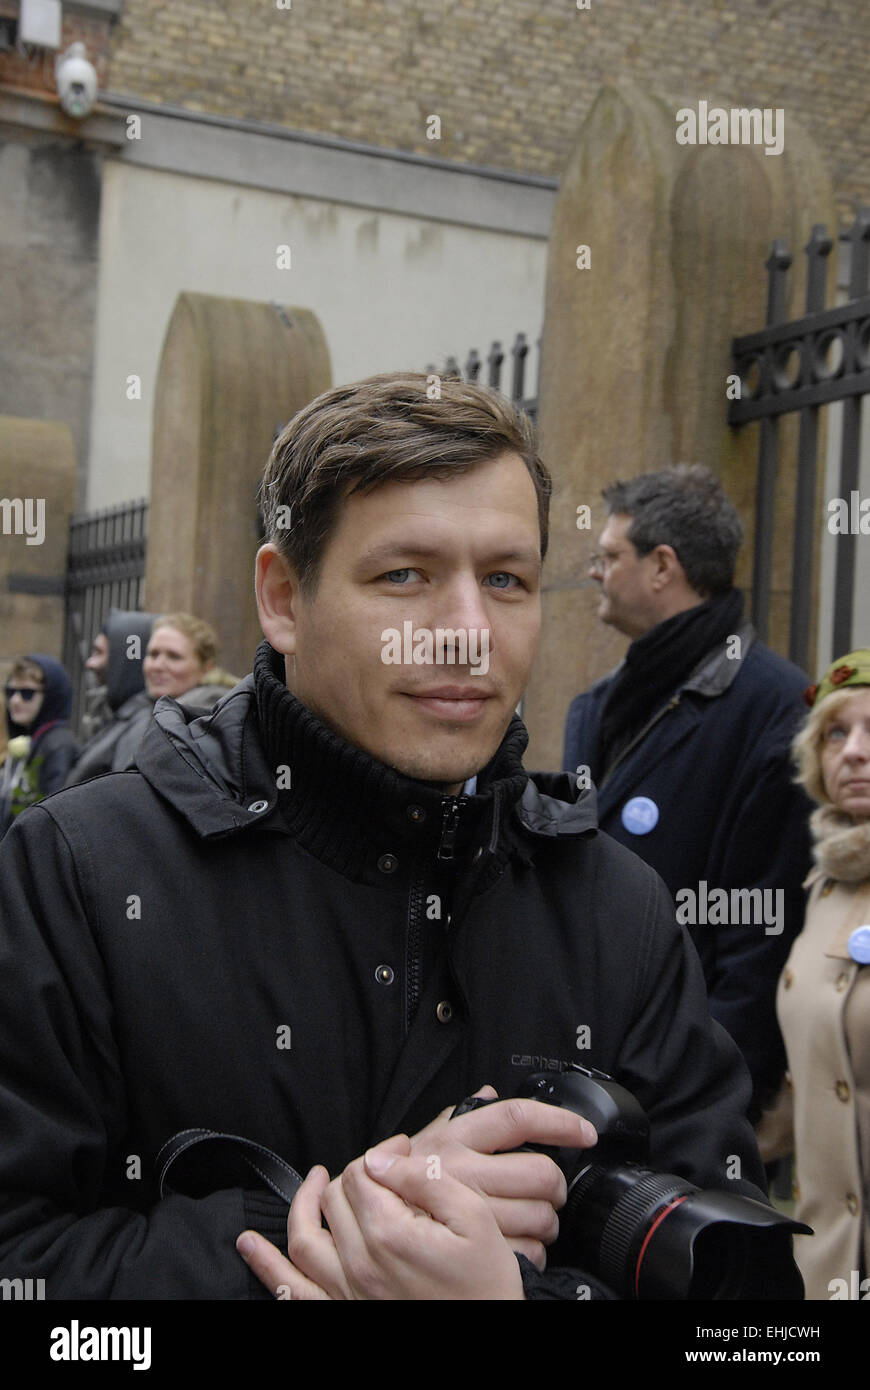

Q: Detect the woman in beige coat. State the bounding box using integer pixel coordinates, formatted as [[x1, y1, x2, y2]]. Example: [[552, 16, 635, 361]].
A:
[[759, 650, 870, 1300]]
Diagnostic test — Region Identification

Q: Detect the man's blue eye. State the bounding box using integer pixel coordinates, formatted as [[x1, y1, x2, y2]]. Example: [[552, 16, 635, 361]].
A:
[[486, 572, 519, 589], [384, 569, 412, 583]]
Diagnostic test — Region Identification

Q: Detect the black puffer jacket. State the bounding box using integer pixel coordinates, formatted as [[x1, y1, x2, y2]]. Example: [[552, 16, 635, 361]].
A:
[[0, 642, 767, 1299]]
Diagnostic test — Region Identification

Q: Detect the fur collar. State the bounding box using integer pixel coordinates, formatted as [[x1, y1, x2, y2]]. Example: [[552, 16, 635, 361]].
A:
[[810, 805, 870, 882]]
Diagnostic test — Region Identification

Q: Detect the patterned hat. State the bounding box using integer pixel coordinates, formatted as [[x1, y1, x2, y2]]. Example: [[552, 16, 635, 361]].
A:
[[804, 649, 870, 707]]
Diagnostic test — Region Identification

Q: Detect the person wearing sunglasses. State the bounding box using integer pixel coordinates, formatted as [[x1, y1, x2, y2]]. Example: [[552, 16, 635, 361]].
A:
[[0, 655, 78, 839]]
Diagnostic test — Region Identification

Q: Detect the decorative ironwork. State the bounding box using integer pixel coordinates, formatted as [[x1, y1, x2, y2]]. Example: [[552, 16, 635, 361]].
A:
[[62, 498, 149, 733], [427, 331, 540, 421], [729, 209, 870, 666]]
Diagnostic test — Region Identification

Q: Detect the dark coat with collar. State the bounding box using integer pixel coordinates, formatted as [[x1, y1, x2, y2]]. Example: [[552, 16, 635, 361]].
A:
[[0, 643, 769, 1299], [563, 622, 813, 1121]]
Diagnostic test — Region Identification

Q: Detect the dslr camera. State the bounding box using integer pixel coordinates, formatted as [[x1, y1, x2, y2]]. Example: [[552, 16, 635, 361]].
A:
[[453, 1062, 810, 1300]]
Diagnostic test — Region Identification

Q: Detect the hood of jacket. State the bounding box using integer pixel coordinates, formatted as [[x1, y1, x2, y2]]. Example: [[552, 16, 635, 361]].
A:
[[104, 609, 156, 712], [5, 653, 72, 744], [134, 647, 599, 865]]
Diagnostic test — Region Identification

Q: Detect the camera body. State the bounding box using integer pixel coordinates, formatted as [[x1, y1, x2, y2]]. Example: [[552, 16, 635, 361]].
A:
[[55, 43, 98, 120], [453, 1062, 811, 1300]]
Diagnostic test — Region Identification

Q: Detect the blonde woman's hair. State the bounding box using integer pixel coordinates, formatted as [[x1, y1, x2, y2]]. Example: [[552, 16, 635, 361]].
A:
[[792, 687, 864, 806], [151, 613, 219, 673]]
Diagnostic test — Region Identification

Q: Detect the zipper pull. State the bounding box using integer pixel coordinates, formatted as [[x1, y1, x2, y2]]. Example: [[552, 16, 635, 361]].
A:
[[437, 796, 465, 861]]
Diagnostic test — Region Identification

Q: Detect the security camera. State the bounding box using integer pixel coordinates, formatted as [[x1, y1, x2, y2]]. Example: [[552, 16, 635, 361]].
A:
[[55, 42, 98, 120]]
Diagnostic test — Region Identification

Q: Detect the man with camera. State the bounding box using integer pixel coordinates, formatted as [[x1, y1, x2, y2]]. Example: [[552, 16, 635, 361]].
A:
[[0, 375, 780, 1300]]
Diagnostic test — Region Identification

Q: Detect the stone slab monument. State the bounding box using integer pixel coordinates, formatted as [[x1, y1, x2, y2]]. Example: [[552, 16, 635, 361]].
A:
[[523, 84, 837, 770], [146, 294, 331, 679]]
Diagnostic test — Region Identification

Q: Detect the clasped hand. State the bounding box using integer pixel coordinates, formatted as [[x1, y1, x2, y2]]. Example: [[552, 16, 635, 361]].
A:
[[236, 1085, 596, 1300]]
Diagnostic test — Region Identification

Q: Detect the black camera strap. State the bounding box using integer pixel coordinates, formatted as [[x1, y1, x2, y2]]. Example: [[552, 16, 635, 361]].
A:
[[156, 1128, 305, 1205]]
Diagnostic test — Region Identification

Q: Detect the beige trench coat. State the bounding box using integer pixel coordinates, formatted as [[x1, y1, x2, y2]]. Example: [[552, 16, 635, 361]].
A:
[[760, 870, 870, 1300]]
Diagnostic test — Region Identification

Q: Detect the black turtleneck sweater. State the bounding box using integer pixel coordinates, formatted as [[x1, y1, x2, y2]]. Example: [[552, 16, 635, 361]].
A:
[[252, 640, 530, 893]]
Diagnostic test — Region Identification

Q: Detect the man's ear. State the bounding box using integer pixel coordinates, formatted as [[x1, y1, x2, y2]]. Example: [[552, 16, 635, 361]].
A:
[[255, 543, 302, 655], [649, 543, 682, 592]]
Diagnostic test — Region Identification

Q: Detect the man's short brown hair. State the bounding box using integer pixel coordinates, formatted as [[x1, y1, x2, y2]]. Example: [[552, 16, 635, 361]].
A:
[[259, 372, 551, 593]]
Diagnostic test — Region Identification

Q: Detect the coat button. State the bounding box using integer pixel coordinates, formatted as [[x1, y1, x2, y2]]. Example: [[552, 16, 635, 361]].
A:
[[836, 971, 850, 992], [407, 805, 426, 823], [377, 853, 399, 874], [836, 1080, 851, 1103], [846, 1192, 860, 1216], [247, 800, 269, 813], [783, 969, 793, 988], [436, 1000, 453, 1023], [375, 964, 394, 985]]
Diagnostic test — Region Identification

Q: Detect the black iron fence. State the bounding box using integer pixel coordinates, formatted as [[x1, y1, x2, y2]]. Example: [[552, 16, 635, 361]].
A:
[[427, 332, 540, 422], [729, 208, 870, 667], [62, 498, 148, 733]]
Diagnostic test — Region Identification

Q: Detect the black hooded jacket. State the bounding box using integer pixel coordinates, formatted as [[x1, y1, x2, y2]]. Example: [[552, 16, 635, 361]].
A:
[[64, 610, 155, 786], [0, 642, 768, 1299]]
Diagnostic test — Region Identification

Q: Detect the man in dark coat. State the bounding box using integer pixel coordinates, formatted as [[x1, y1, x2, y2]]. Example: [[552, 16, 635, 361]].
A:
[[563, 465, 812, 1125], [0, 380, 778, 1301]]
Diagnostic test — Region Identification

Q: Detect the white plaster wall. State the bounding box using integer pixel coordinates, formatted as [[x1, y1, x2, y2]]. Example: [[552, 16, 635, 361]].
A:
[[87, 161, 547, 508]]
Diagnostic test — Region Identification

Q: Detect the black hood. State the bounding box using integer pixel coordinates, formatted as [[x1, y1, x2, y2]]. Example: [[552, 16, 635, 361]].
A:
[[5, 654, 72, 743], [134, 644, 599, 860], [103, 609, 156, 712]]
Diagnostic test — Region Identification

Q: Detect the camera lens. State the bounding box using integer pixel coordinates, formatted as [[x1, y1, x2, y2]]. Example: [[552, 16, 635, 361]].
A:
[[558, 1161, 805, 1299]]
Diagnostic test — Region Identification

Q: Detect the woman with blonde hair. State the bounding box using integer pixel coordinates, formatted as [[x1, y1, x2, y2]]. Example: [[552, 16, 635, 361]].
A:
[[759, 650, 870, 1299], [65, 612, 238, 784]]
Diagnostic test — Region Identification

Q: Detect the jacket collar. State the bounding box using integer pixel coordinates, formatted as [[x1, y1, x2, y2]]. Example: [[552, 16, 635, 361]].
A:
[[591, 622, 757, 811], [598, 620, 757, 704], [679, 620, 756, 697], [135, 642, 599, 881]]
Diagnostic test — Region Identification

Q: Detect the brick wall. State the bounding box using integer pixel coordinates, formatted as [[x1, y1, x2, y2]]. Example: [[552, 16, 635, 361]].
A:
[[102, 0, 868, 220]]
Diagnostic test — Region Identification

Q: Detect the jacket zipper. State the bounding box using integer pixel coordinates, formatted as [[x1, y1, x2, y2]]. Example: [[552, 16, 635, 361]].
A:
[[406, 795, 466, 1028], [405, 870, 426, 1033], [599, 695, 681, 789], [437, 795, 466, 861]]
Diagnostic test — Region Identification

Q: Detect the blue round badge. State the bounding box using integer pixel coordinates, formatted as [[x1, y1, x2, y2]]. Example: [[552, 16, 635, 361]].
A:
[[848, 925, 870, 965], [621, 796, 659, 836]]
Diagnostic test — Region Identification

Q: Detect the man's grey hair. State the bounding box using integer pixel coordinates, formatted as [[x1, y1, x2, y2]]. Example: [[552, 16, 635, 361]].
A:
[[602, 463, 743, 596]]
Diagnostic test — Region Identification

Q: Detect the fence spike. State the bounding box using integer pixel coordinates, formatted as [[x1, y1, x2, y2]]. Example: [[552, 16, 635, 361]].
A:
[[847, 206, 870, 298], [765, 239, 792, 326]]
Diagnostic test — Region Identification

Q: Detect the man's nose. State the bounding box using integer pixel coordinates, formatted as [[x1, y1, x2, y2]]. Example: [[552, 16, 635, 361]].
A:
[[432, 578, 492, 645]]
